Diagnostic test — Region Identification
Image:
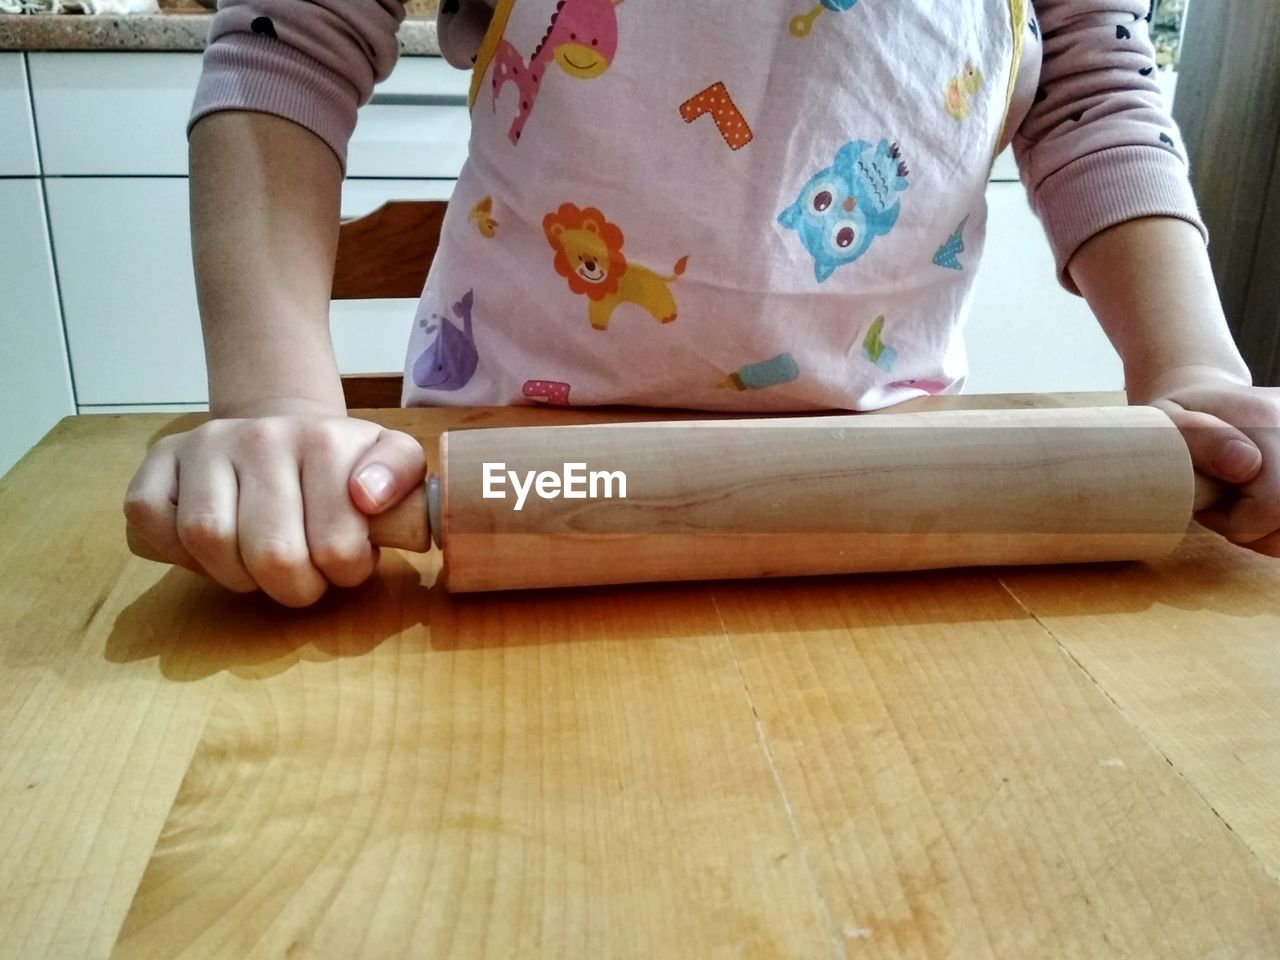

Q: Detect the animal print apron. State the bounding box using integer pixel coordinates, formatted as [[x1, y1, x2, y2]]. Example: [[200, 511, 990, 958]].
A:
[[402, 0, 1041, 412]]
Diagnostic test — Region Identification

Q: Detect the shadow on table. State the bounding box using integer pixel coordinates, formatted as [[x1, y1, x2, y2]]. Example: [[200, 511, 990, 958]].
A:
[[993, 531, 1280, 621], [103, 550, 433, 681], [144, 413, 209, 444], [418, 566, 1150, 652], [423, 536, 1279, 649], [104, 532, 1276, 677]]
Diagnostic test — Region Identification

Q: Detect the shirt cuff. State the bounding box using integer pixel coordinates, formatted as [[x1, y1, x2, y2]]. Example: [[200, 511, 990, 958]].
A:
[[188, 32, 361, 174], [1032, 144, 1209, 294]]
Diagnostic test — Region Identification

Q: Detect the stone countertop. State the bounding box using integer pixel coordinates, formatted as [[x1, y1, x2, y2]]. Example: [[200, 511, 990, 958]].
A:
[[0, 13, 439, 54]]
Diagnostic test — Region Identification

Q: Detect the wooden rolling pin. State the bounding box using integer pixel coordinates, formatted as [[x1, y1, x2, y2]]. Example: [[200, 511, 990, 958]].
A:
[[369, 406, 1223, 592]]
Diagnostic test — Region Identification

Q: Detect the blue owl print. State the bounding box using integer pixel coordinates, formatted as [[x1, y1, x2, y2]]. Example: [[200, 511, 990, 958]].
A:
[[778, 139, 910, 283]]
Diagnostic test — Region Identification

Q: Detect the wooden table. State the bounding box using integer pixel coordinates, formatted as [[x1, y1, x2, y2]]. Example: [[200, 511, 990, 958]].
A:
[[2, 395, 1279, 959]]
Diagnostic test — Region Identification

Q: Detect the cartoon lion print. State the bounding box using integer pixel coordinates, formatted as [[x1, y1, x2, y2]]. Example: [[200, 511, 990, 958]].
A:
[[543, 202, 689, 331]]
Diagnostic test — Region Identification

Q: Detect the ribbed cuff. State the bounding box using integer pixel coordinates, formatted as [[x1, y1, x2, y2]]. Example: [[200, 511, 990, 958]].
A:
[[1034, 144, 1208, 294], [188, 33, 360, 174]]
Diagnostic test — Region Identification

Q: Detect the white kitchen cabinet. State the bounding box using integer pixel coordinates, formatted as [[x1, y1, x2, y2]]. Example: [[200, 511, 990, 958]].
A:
[[990, 147, 1017, 183], [29, 52, 202, 176], [45, 176, 456, 408], [29, 52, 471, 178], [45, 177, 205, 405], [0, 179, 75, 478], [346, 59, 471, 179], [26, 46, 472, 409], [0, 53, 38, 176], [964, 182, 1123, 393]]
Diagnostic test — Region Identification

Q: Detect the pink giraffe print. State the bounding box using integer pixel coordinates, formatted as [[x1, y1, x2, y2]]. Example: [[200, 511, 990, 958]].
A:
[[491, 0, 624, 145]]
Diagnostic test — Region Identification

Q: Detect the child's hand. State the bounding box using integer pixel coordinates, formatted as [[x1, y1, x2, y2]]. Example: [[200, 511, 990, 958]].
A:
[[1133, 365, 1280, 557], [123, 415, 426, 606]]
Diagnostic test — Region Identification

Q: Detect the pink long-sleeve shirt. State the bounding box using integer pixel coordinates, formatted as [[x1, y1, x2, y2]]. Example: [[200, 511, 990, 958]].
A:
[[190, 0, 1207, 412]]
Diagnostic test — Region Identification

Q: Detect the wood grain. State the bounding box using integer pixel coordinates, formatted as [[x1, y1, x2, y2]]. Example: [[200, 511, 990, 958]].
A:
[[340, 373, 405, 411], [1241, 141, 1280, 386], [1174, 0, 1280, 385], [713, 573, 1280, 956], [999, 532, 1280, 880], [435, 406, 1195, 591], [0, 418, 227, 960], [332, 201, 445, 301], [110, 580, 834, 959], [2, 399, 1279, 959]]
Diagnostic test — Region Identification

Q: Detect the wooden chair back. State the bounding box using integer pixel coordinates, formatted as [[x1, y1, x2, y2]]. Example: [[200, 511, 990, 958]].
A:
[[332, 200, 448, 408]]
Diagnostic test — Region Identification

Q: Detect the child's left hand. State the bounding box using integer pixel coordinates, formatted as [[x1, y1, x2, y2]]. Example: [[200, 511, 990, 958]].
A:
[[1133, 365, 1280, 557]]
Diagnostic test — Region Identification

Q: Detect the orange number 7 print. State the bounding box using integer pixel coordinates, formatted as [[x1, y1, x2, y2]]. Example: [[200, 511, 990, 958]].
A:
[[680, 82, 754, 151]]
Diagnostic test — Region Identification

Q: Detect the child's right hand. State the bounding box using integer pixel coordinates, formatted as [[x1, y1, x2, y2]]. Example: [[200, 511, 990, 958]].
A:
[[123, 415, 426, 607]]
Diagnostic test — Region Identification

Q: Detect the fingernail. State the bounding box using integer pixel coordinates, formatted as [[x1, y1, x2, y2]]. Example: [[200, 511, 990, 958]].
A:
[[1213, 439, 1262, 481], [355, 463, 394, 506]]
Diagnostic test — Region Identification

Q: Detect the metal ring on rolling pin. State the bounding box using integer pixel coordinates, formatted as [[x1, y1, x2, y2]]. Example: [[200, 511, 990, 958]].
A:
[[427, 474, 443, 550]]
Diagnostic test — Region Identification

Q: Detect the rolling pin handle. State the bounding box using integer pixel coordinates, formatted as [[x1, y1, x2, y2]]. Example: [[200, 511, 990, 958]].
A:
[[367, 480, 433, 553], [1192, 472, 1229, 514]]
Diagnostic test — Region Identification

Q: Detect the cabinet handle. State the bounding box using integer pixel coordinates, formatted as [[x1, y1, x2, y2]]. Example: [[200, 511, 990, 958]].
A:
[[367, 93, 469, 108]]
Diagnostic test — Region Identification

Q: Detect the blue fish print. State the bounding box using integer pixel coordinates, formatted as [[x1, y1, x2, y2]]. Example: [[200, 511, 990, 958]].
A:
[[778, 139, 910, 283], [413, 289, 479, 390]]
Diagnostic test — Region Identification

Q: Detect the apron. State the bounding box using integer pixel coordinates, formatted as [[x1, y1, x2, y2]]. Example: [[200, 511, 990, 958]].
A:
[[403, 0, 1041, 412]]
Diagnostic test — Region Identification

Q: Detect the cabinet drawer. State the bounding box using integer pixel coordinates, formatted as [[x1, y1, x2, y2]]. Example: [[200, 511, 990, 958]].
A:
[[0, 53, 38, 176], [0, 179, 74, 477], [30, 52, 203, 176], [964, 182, 1122, 393], [45, 177, 454, 405], [990, 146, 1018, 183], [29, 52, 471, 178], [349, 57, 471, 179], [46, 177, 206, 404]]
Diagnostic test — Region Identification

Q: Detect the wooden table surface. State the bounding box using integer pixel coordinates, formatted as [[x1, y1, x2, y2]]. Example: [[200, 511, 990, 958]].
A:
[[2, 394, 1279, 959]]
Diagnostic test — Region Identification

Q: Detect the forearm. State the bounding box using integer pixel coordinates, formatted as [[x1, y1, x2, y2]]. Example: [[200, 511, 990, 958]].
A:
[[190, 111, 346, 419], [1067, 216, 1252, 402]]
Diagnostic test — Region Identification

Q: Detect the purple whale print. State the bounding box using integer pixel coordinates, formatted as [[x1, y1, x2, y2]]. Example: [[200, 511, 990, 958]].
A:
[[413, 290, 478, 390]]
